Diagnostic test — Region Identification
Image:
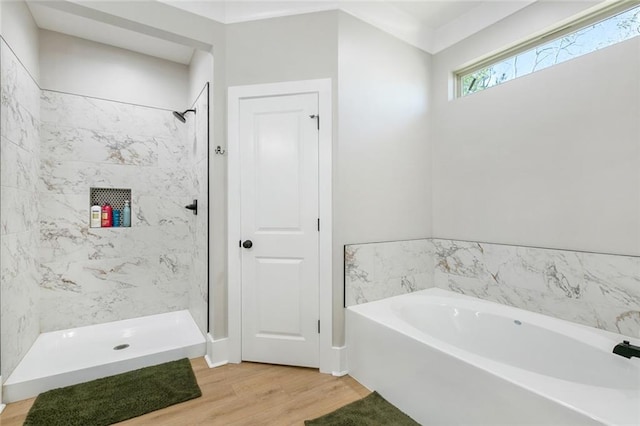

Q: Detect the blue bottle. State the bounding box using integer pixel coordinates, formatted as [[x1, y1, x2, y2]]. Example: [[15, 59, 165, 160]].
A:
[[113, 210, 120, 227], [123, 200, 131, 227]]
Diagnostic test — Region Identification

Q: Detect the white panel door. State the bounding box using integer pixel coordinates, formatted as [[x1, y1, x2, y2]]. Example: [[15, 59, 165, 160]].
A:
[[239, 93, 319, 368]]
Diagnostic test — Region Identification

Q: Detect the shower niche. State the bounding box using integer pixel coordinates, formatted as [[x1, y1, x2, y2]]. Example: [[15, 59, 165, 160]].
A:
[[90, 187, 132, 227]]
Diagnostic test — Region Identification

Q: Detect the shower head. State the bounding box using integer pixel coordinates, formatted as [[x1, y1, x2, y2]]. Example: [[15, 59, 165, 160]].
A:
[[172, 109, 196, 123]]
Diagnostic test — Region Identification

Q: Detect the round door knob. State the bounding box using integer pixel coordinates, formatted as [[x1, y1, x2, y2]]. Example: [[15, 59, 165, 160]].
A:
[[242, 240, 253, 249]]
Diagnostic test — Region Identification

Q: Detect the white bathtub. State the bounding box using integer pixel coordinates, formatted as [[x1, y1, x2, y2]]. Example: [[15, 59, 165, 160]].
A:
[[346, 288, 640, 425], [3, 310, 206, 403]]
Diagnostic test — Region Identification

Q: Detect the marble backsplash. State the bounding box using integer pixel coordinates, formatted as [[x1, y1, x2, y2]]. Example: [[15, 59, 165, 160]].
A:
[[0, 40, 42, 379], [345, 238, 640, 337], [344, 239, 433, 306]]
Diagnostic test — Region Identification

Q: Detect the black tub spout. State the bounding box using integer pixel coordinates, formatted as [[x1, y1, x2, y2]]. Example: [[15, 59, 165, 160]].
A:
[[613, 340, 640, 359]]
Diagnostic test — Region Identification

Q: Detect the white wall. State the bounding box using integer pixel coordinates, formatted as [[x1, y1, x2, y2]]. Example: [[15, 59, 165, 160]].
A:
[[188, 50, 212, 105], [223, 11, 339, 340], [337, 12, 432, 245], [223, 11, 432, 346], [39, 30, 188, 109], [0, 0, 40, 82], [335, 12, 431, 344], [431, 2, 640, 256], [225, 11, 338, 88]]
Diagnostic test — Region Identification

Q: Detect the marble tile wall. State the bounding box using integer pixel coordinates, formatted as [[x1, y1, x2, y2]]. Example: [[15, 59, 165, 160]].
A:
[[39, 90, 206, 332], [432, 239, 640, 337], [0, 40, 41, 379], [344, 239, 434, 306], [345, 238, 640, 337], [187, 86, 209, 334]]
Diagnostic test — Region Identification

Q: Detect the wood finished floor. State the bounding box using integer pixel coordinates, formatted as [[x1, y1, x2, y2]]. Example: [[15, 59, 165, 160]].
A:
[[0, 358, 370, 425]]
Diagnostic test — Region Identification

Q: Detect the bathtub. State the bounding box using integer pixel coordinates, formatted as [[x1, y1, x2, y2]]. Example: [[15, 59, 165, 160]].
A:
[[346, 288, 640, 425], [3, 310, 206, 403]]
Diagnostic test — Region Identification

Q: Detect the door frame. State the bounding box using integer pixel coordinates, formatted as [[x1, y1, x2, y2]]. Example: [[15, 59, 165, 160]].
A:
[[227, 79, 337, 374]]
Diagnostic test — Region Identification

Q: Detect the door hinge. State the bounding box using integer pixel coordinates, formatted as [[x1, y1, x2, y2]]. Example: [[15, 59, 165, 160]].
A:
[[317, 320, 320, 334], [317, 218, 320, 232], [309, 114, 320, 130]]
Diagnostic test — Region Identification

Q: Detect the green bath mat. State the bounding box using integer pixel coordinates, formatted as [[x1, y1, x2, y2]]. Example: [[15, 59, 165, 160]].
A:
[[24, 358, 202, 426], [305, 391, 420, 425]]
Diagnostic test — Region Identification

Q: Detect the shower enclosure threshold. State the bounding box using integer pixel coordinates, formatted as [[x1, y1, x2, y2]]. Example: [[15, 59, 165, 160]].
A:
[[3, 310, 206, 403]]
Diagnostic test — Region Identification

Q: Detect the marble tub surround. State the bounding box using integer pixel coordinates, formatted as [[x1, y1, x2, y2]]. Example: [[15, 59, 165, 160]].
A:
[[344, 237, 640, 337], [432, 239, 640, 337], [38, 89, 207, 333], [0, 40, 42, 379], [344, 239, 433, 306]]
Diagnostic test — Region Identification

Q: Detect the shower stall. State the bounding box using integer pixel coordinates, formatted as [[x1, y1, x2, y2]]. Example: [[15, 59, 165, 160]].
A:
[[0, 34, 212, 402]]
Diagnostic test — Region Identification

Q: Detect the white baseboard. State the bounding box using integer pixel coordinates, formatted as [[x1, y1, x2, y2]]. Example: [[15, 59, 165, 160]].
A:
[[331, 346, 348, 376], [206, 334, 229, 368], [206, 335, 346, 374], [0, 375, 5, 412], [0, 376, 4, 413]]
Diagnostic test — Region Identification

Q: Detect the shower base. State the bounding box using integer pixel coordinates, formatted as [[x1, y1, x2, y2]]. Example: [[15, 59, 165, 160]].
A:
[[3, 310, 206, 403]]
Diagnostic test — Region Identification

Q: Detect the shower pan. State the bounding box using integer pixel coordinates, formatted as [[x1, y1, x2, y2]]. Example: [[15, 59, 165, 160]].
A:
[[4, 311, 205, 402]]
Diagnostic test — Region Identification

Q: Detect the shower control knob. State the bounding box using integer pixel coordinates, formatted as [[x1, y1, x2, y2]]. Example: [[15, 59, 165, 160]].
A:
[[185, 199, 197, 215], [242, 240, 253, 249]]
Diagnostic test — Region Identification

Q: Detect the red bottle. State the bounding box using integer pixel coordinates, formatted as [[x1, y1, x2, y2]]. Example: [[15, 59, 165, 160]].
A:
[[101, 203, 113, 227]]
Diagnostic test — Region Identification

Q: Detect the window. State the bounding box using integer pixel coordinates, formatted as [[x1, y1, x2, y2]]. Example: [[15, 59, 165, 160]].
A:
[[457, 2, 640, 97]]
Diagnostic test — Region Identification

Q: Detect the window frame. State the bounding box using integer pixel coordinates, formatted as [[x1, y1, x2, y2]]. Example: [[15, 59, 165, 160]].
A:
[[455, 1, 640, 98]]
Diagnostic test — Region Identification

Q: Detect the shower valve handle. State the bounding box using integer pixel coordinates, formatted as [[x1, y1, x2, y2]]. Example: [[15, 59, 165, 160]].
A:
[[185, 199, 197, 215], [242, 240, 253, 249]]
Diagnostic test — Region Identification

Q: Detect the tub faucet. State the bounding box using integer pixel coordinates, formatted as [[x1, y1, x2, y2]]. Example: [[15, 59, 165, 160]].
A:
[[613, 340, 640, 359]]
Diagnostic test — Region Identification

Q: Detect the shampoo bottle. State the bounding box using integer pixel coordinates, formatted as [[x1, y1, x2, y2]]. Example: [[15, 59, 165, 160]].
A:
[[90, 204, 102, 228], [123, 200, 131, 227], [101, 203, 113, 227]]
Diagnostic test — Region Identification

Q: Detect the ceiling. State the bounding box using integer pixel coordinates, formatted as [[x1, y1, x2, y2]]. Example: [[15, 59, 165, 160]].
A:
[[27, 0, 538, 65], [29, 2, 197, 64]]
